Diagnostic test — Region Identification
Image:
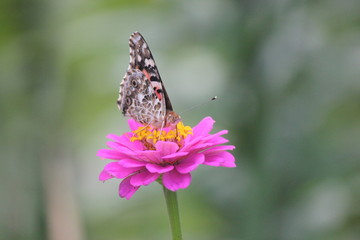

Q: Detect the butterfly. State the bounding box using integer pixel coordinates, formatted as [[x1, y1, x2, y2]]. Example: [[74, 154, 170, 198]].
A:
[[117, 32, 181, 129]]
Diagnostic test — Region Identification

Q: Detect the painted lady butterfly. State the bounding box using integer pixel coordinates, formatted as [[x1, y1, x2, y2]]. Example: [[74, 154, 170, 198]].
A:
[[117, 32, 181, 129]]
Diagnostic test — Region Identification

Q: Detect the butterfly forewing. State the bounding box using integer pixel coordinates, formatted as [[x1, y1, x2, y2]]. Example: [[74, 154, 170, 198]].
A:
[[117, 32, 180, 128], [128, 32, 174, 111]]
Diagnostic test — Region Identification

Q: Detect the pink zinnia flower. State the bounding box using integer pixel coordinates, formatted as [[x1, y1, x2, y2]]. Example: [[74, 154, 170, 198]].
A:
[[98, 117, 236, 199]]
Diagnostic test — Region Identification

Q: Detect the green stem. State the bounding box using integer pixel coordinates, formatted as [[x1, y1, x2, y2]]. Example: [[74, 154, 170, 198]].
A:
[[163, 186, 183, 240]]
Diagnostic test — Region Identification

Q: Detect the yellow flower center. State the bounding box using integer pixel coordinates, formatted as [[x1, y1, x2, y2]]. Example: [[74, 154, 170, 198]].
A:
[[130, 122, 193, 148]]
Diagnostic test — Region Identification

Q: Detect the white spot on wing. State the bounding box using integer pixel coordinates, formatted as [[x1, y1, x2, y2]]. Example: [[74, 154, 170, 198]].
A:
[[144, 59, 154, 66], [132, 33, 141, 43], [152, 82, 161, 88], [137, 93, 144, 101]]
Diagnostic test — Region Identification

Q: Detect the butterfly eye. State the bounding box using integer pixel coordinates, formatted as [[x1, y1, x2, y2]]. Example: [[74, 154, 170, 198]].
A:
[[131, 79, 138, 88], [125, 97, 132, 106]]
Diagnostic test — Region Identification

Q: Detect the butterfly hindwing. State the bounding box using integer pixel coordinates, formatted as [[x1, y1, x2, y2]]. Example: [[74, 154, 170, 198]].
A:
[[118, 69, 164, 125]]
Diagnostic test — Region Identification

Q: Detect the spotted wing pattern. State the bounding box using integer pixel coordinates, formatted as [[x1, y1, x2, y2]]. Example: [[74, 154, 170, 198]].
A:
[[119, 68, 164, 127], [117, 32, 179, 128]]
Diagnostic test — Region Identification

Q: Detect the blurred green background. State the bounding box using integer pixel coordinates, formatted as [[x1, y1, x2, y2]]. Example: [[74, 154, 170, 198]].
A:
[[1, 0, 360, 239]]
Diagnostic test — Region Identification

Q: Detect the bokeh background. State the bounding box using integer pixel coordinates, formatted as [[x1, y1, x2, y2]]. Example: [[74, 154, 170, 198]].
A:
[[1, 0, 360, 239]]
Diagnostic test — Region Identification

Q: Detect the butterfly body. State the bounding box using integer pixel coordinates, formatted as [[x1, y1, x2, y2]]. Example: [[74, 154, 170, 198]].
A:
[[117, 32, 181, 128]]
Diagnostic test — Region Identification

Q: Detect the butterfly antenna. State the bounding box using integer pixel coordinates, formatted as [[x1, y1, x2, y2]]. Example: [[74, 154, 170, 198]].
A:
[[179, 96, 218, 115]]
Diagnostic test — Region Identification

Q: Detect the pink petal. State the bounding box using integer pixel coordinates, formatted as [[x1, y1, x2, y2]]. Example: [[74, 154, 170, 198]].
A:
[[184, 136, 230, 154], [128, 119, 143, 131], [130, 171, 160, 186], [182, 130, 228, 152], [203, 145, 236, 153], [106, 142, 138, 156], [182, 136, 205, 151], [106, 134, 143, 151], [146, 163, 174, 173], [192, 117, 215, 136], [218, 151, 236, 167], [182, 142, 215, 153], [155, 141, 179, 156], [176, 153, 204, 174], [119, 159, 147, 168], [162, 151, 189, 162], [201, 130, 229, 144], [119, 176, 140, 200], [138, 150, 162, 163], [221, 158, 236, 167], [206, 136, 229, 146], [204, 151, 236, 168], [99, 169, 113, 181], [103, 162, 143, 178], [162, 170, 191, 191]]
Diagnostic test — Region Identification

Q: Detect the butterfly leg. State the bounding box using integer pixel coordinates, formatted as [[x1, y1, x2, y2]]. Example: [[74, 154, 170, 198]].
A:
[[175, 123, 179, 140], [132, 123, 151, 137], [157, 121, 166, 142]]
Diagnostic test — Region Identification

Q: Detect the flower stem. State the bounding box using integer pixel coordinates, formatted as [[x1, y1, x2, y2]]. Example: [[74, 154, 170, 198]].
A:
[[163, 186, 183, 240]]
